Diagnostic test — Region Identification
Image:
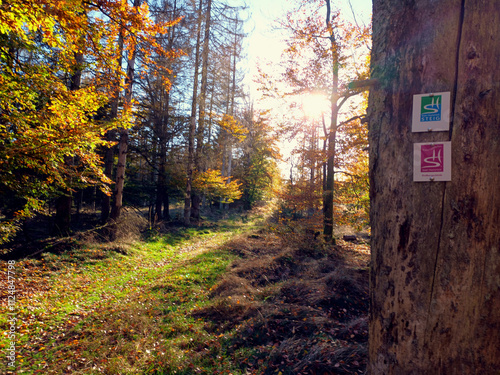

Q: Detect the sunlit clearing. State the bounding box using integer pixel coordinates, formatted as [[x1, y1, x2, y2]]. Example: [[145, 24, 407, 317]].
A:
[[300, 93, 330, 119]]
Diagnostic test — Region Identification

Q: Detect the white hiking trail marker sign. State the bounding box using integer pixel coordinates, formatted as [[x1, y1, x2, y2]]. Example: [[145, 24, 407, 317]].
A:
[[413, 142, 451, 182], [412, 92, 451, 132]]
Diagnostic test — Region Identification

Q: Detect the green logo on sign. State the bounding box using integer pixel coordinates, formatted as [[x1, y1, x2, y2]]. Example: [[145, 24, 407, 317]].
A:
[[420, 95, 441, 122]]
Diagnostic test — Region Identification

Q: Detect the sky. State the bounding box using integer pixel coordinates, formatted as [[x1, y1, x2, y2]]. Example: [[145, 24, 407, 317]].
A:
[[226, 0, 373, 174], [222, 0, 372, 176], [242, 0, 373, 102]]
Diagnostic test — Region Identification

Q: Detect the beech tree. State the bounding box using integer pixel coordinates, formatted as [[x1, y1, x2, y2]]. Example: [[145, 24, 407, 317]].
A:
[[368, 0, 500, 372], [0, 0, 116, 240], [0, 0, 178, 240]]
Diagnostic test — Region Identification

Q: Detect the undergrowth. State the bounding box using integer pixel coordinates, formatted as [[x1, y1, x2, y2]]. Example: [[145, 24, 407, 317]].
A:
[[0, 207, 369, 374]]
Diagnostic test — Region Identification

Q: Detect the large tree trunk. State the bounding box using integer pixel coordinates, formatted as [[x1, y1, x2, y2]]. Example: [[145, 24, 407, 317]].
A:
[[110, 129, 129, 222], [368, 1, 500, 373]]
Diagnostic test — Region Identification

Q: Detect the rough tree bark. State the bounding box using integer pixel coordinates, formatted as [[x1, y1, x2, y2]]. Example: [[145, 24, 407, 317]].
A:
[[368, 0, 500, 373]]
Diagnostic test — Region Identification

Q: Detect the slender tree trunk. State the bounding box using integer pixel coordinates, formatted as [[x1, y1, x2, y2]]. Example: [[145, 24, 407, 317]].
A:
[[100, 129, 116, 223], [219, 138, 226, 210], [156, 127, 166, 221], [323, 0, 339, 242], [163, 192, 170, 221], [368, 1, 500, 373], [310, 123, 316, 183], [149, 135, 158, 221], [207, 85, 215, 144], [322, 113, 327, 193], [223, 144, 233, 210], [184, 0, 203, 225], [191, 0, 212, 222], [155, 2, 177, 222]]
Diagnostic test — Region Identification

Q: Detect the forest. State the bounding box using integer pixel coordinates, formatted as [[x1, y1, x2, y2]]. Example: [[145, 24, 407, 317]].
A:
[[0, 0, 370, 245], [0, 0, 373, 373], [2, 0, 499, 373]]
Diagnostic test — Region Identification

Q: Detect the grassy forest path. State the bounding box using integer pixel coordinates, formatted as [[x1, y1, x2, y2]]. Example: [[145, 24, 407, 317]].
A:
[[1, 209, 369, 375]]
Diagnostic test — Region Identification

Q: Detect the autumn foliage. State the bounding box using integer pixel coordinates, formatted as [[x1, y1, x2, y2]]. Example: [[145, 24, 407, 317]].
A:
[[263, 0, 371, 234], [0, 0, 179, 241], [192, 169, 242, 205]]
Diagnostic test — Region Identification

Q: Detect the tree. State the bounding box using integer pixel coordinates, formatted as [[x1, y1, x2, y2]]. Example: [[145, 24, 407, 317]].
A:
[[96, 0, 179, 227], [192, 168, 242, 205], [183, 0, 247, 222], [184, 0, 203, 225], [109, 0, 142, 223], [0, 0, 116, 241], [0, 0, 178, 241], [275, 0, 370, 240], [150, 0, 185, 222], [54, 43, 85, 236], [233, 108, 280, 210], [368, 0, 500, 373]]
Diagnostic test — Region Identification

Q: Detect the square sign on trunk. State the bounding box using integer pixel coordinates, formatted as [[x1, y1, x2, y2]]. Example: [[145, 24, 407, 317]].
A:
[[413, 142, 451, 182], [412, 92, 450, 132]]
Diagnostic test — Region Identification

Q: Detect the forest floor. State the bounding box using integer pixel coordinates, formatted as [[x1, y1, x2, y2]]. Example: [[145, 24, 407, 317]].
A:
[[0, 206, 370, 374]]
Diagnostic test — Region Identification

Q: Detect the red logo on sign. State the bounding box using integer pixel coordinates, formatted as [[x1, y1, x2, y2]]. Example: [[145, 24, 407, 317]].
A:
[[421, 144, 444, 173]]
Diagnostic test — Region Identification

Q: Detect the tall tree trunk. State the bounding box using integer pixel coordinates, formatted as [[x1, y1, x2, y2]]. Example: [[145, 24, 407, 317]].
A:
[[368, 1, 500, 373], [110, 129, 129, 222], [110, 0, 141, 223], [323, 0, 339, 242], [100, 129, 116, 223], [184, 0, 203, 225], [191, 0, 212, 222], [219, 137, 226, 210], [155, 1, 177, 222], [224, 144, 233, 211]]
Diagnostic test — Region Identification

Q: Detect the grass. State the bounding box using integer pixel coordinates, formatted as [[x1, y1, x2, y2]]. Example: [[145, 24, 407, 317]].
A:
[[0, 207, 370, 374]]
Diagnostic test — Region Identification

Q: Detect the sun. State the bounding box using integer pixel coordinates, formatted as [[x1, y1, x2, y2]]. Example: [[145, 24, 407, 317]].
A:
[[299, 93, 330, 119]]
